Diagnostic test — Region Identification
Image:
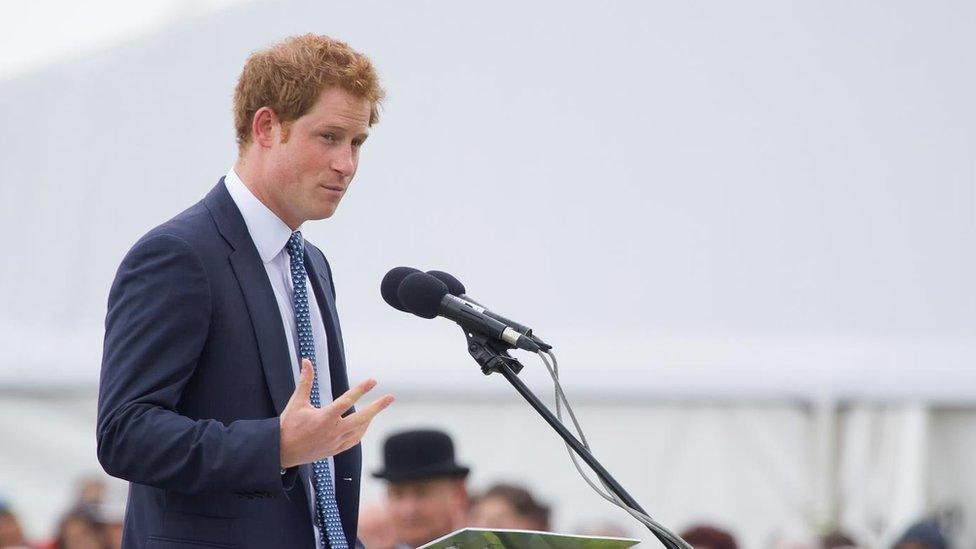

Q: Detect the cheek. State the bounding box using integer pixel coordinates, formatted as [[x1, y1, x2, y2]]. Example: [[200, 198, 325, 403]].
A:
[[291, 149, 321, 175], [270, 147, 303, 184], [435, 498, 457, 520], [412, 496, 441, 518], [279, 141, 319, 174], [391, 498, 418, 521]]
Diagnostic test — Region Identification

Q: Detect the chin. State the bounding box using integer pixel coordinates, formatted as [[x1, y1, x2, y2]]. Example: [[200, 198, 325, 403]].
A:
[[309, 204, 340, 220]]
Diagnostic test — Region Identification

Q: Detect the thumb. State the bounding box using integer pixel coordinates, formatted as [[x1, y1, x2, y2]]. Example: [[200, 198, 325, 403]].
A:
[[291, 358, 314, 404]]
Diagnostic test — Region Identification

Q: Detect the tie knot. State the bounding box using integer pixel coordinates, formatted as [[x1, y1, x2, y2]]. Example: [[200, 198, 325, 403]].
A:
[[286, 231, 304, 257]]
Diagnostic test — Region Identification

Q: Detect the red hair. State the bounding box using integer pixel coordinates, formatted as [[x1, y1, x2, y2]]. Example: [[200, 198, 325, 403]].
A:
[[233, 33, 384, 150]]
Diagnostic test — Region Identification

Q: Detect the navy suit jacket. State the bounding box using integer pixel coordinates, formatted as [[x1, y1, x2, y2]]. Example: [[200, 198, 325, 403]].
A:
[[97, 180, 361, 548]]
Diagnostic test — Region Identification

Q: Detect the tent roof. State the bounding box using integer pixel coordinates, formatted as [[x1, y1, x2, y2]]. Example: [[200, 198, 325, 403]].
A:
[[1, 0, 973, 399]]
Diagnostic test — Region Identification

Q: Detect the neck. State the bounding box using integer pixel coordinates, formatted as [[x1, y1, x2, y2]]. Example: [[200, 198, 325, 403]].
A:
[[234, 155, 301, 231]]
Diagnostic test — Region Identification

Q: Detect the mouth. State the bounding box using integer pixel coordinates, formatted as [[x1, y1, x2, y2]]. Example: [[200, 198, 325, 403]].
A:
[[321, 185, 345, 193]]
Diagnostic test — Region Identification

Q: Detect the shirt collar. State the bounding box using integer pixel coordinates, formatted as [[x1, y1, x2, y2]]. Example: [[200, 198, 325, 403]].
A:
[[223, 167, 298, 263]]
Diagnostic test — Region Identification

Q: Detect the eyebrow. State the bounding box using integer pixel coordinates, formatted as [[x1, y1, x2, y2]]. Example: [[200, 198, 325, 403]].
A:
[[321, 125, 369, 140]]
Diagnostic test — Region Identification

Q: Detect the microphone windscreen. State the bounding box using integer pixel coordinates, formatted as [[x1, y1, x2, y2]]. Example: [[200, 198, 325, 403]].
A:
[[426, 270, 466, 296], [397, 272, 449, 319], [381, 266, 422, 312]]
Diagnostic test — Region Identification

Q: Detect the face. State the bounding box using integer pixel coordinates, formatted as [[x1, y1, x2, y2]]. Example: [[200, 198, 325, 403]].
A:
[[386, 478, 467, 547], [59, 516, 105, 549], [78, 478, 106, 505], [105, 523, 124, 549], [0, 513, 26, 546], [469, 496, 537, 531], [261, 87, 372, 228], [357, 503, 397, 549]]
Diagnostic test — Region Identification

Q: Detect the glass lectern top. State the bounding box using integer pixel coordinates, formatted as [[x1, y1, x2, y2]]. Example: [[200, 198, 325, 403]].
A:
[[419, 527, 641, 549]]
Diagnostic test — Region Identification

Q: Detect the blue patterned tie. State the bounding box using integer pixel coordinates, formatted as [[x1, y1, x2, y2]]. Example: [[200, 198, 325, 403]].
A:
[[286, 231, 348, 549]]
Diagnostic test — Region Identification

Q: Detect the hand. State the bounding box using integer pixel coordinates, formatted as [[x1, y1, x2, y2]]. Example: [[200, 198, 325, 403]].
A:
[[279, 358, 394, 469]]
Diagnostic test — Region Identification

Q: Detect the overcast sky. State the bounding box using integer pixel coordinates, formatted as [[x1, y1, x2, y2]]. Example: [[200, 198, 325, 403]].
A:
[[0, 0, 250, 80], [1, 0, 973, 398]]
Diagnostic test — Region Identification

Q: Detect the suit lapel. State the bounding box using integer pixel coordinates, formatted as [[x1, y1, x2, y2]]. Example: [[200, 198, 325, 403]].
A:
[[208, 180, 359, 541], [205, 179, 295, 416], [228, 251, 295, 415]]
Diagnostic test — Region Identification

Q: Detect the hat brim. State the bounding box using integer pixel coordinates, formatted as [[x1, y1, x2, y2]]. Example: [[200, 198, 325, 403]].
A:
[[371, 464, 470, 482]]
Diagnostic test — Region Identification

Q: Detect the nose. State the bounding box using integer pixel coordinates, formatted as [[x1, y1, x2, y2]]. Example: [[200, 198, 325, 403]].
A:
[[331, 145, 356, 177]]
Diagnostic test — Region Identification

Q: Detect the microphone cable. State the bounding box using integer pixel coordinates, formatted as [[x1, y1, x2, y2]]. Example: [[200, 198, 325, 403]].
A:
[[536, 350, 692, 549]]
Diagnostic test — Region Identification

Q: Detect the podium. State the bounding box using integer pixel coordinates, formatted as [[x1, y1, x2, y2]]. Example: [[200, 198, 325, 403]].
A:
[[419, 527, 641, 549]]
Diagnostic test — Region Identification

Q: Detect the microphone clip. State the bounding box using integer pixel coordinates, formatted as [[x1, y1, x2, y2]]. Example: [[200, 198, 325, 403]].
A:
[[462, 329, 525, 377]]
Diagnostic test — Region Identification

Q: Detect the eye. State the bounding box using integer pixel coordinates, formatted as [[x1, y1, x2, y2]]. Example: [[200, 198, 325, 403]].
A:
[[352, 138, 365, 149], [321, 133, 336, 142]]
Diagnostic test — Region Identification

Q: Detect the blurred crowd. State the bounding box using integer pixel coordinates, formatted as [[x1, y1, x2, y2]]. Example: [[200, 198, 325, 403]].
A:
[[354, 429, 953, 549], [0, 428, 958, 549], [0, 476, 125, 549]]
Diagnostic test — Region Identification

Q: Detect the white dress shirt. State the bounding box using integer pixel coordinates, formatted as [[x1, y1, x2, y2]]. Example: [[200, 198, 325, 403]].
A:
[[225, 167, 335, 540]]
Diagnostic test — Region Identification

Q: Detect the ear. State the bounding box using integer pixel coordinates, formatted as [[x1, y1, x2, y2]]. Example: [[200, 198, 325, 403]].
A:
[[451, 481, 470, 527], [455, 480, 469, 505], [251, 106, 281, 148]]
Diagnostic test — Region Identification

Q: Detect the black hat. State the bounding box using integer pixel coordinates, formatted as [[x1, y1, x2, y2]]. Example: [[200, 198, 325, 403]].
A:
[[372, 429, 470, 481], [895, 520, 947, 549]]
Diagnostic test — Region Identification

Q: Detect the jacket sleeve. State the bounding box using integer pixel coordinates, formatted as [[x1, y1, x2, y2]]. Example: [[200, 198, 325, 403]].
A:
[[96, 233, 286, 496]]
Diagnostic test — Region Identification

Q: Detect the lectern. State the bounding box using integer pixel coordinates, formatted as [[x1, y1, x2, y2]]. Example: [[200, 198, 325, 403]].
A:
[[419, 527, 641, 549]]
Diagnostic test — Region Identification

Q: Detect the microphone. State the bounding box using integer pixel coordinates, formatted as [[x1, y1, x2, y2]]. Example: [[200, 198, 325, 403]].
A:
[[426, 270, 551, 350], [425, 270, 482, 306], [380, 266, 422, 312], [395, 272, 542, 353]]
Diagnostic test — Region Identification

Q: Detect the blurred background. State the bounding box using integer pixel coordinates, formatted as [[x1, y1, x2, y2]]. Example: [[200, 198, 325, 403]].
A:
[[0, 0, 973, 547]]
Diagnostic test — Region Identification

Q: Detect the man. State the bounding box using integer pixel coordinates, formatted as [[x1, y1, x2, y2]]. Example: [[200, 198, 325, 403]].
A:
[[0, 501, 28, 549], [357, 502, 397, 549], [373, 429, 470, 548], [819, 530, 859, 549], [469, 483, 550, 532], [97, 34, 393, 548]]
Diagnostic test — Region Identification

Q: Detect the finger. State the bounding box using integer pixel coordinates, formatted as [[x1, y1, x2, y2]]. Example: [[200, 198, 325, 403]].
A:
[[336, 427, 368, 454], [339, 422, 366, 446], [335, 437, 358, 456], [328, 378, 378, 416], [289, 359, 314, 405], [341, 393, 395, 428]]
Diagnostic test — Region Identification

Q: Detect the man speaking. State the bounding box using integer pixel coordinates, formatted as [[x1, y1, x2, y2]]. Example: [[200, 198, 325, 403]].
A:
[[96, 34, 393, 548]]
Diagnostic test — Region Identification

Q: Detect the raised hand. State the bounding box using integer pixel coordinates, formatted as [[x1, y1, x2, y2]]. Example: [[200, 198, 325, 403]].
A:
[[279, 358, 394, 469]]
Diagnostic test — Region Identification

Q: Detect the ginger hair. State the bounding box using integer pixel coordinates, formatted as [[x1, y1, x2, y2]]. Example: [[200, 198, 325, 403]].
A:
[[233, 33, 384, 150]]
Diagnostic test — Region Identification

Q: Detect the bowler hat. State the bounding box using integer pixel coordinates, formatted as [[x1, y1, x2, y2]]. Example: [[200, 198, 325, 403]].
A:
[[372, 429, 470, 481], [895, 520, 947, 549]]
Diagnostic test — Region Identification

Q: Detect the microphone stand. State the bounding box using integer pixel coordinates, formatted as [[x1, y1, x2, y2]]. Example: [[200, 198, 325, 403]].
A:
[[462, 331, 678, 549]]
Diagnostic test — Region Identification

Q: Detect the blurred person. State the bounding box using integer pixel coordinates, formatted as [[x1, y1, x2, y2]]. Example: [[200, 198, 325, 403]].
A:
[[681, 524, 738, 549], [0, 500, 29, 549], [96, 34, 393, 548], [53, 507, 109, 549], [73, 477, 106, 507], [373, 430, 470, 548], [892, 519, 948, 549], [469, 483, 550, 531], [90, 481, 127, 549], [820, 530, 859, 549], [358, 502, 396, 549]]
